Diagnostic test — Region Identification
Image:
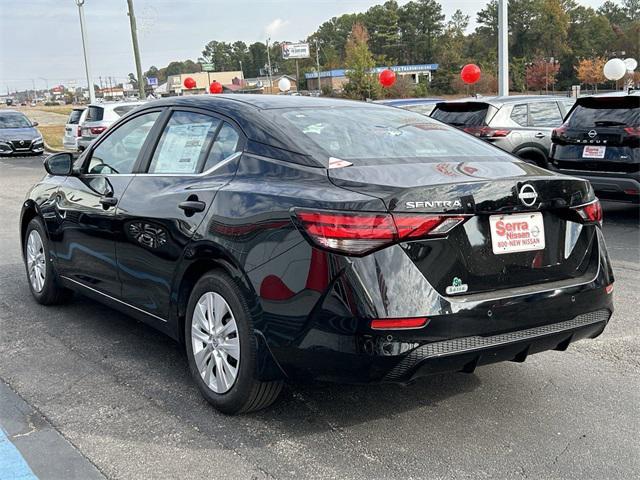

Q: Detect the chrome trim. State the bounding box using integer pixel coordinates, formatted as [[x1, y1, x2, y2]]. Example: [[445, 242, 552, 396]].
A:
[[60, 276, 168, 323]]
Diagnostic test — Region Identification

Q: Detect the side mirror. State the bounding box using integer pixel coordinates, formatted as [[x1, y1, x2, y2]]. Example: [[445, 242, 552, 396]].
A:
[[31, 121, 39, 127], [44, 152, 73, 176]]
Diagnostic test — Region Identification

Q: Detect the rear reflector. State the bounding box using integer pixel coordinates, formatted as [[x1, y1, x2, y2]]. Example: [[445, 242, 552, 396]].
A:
[[293, 209, 467, 255], [624, 189, 640, 196], [605, 284, 614, 295], [371, 317, 429, 330], [574, 199, 602, 224]]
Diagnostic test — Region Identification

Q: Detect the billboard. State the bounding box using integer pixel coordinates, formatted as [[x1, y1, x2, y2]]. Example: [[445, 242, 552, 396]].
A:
[[282, 43, 310, 60]]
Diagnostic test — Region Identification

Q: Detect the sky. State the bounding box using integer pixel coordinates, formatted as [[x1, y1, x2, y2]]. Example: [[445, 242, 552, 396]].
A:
[[0, 0, 616, 92]]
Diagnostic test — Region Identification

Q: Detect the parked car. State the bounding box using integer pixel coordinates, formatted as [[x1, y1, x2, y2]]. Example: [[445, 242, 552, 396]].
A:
[[375, 97, 443, 116], [550, 91, 639, 203], [22, 95, 613, 414], [431, 95, 575, 168], [62, 107, 86, 151], [0, 110, 44, 156], [77, 101, 144, 151]]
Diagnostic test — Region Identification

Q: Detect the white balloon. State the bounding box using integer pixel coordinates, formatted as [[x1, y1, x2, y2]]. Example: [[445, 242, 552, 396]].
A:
[[624, 58, 638, 72], [278, 77, 291, 92], [603, 58, 627, 80]]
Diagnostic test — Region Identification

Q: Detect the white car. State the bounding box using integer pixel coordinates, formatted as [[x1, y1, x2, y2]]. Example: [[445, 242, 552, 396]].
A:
[[62, 107, 86, 151], [78, 101, 144, 151]]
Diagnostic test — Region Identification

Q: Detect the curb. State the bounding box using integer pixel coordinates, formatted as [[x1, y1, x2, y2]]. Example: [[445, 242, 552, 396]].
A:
[[44, 141, 66, 154]]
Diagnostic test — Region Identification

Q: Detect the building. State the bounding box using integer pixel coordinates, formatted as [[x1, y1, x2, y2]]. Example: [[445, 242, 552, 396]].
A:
[[243, 74, 298, 94], [167, 71, 244, 95], [305, 64, 439, 91]]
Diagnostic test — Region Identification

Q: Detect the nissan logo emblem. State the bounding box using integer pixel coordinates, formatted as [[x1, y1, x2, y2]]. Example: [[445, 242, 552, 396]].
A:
[[20, 140, 25, 146], [518, 184, 538, 207], [588, 130, 597, 138]]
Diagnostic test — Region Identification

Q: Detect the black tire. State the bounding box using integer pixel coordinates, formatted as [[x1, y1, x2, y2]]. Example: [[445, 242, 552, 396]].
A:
[[185, 270, 283, 414], [23, 217, 73, 305]]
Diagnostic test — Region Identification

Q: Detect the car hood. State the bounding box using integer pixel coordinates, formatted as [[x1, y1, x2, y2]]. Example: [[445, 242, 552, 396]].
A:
[[0, 127, 39, 141]]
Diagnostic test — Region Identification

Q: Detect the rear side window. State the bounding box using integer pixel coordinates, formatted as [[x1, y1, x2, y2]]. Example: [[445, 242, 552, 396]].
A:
[[149, 111, 220, 174], [68, 109, 84, 124], [113, 105, 138, 117], [529, 102, 562, 127], [202, 123, 240, 171], [430, 103, 489, 127], [510, 104, 528, 126], [86, 106, 104, 122], [567, 97, 640, 128]]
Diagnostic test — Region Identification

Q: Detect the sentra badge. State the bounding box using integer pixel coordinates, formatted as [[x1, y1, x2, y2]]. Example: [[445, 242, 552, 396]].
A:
[[406, 200, 462, 209]]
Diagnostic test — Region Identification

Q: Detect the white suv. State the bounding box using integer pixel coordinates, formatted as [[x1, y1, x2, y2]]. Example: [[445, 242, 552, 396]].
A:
[[77, 101, 144, 151], [62, 107, 86, 151]]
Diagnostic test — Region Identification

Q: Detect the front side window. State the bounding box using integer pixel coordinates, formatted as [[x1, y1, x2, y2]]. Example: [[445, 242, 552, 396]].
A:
[[529, 102, 562, 127], [276, 106, 511, 165], [148, 111, 220, 174], [88, 111, 160, 174]]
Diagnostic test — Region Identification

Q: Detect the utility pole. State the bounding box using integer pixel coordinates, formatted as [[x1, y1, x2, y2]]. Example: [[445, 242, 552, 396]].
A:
[[315, 38, 321, 93], [127, 0, 145, 99], [266, 38, 273, 93], [75, 0, 96, 103], [497, 0, 508, 96]]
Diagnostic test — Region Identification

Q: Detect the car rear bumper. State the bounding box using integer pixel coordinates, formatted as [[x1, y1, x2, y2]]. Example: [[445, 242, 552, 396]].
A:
[[552, 168, 640, 203]]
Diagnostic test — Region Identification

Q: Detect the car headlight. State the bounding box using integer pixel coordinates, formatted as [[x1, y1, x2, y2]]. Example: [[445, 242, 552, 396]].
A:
[[33, 136, 43, 143]]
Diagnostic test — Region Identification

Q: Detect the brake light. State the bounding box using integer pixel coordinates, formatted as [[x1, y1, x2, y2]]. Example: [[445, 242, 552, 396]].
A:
[[76, 125, 82, 137], [605, 284, 614, 295], [574, 199, 602, 224], [624, 126, 640, 137], [552, 126, 568, 140], [90, 126, 106, 135], [371, 317, 429, 330], [292, 209, 468, 255], [463, 126, 510, 138]]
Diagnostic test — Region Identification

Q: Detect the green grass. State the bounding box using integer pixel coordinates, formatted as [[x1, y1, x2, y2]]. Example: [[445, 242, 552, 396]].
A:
[[38, 125, 65, 150]]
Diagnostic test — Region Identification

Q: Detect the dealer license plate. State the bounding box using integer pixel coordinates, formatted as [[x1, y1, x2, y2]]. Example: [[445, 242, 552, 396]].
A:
[[489, 212, 545, 255], [583, 145, 606, 158]]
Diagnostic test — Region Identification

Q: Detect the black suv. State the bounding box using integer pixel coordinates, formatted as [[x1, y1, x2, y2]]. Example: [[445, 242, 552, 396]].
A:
[[550, 92, 639, 203]]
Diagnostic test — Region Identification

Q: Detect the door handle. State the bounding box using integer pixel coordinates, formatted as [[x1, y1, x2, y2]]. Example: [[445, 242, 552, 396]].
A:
[[178, 200, 206, 213], [534, 132, 546, 138], [99, 196, 118, 208]]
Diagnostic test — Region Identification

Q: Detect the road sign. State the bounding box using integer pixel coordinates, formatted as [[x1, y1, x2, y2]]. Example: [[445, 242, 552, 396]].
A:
[[146, 77, 158, 86], [201, 63, 215, 72], [282, 43, 310, 60]]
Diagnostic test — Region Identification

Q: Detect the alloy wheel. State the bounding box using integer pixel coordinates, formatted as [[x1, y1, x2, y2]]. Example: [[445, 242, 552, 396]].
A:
[[191, 291, 240, 394], [27, 230, 46, 292]]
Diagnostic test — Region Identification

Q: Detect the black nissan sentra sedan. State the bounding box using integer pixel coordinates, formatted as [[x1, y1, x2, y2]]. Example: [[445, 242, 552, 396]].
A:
[[21, 95, 614, 414]]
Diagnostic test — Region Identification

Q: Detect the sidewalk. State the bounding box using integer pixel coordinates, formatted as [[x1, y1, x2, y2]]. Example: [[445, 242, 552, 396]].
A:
[[0, 381, 104, 480]]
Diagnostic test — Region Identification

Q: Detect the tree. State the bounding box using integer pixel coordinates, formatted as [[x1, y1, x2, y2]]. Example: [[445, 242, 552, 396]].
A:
[[364, 1, 401, 63], [127, 73, 138, 90], [575, 57, 606, 91], [398, 0, 445, 64], [525, 58, 561, 92], [343, 23, 379, 100]]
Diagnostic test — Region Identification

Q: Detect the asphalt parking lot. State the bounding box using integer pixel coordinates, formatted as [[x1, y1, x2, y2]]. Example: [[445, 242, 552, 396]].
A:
[[0, 155, 638, 480]]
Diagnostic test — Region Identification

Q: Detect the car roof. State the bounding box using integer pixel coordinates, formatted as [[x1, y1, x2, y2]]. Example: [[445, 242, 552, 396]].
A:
[[436, 95, 571, 108], [88, 101, 145, 110]]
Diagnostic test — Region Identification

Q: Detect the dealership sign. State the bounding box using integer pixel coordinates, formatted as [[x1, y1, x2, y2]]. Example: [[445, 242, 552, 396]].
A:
[[282, 43, 310, 60]]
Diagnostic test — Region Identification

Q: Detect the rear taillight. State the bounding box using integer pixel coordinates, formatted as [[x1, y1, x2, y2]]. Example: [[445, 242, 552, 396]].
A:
[[463, 126, 510, 138], [76, 125, 82, 136], [292, 209, 468, 255], [574, 199, 603, 225], [624, 126, 640, 137], [371, 317, 429, 330], [90, 126, 106, 135], [552, 126, 568, 141]]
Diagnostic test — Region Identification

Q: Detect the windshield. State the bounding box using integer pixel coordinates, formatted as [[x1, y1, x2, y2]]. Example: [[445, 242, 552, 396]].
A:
[[430, 103, 490, 127], [0, 113, 32, 129], [277, 106, 511, 164], [568, 97, 639, 128]]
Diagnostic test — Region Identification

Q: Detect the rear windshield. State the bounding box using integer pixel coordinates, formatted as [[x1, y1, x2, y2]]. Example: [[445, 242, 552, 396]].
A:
[[430, 102, 490, 127], [276, 106, 511, 165], [86, 106, 104, 122], [113, 105, 138, 117], [0, 113, 31, 129], [68, 109, 84, 124], [567, 97, 639, 128]]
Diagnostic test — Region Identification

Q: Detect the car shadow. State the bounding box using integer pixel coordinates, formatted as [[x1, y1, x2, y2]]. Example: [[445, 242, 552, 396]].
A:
[[601, 201, 639, 224]]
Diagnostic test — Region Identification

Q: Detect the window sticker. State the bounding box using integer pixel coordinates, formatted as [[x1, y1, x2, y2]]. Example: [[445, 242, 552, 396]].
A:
[[153, 122, 212, 173]]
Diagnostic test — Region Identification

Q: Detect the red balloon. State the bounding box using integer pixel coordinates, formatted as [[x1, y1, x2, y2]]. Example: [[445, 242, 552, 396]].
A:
[[460, 64, 481, 84], [183, 77, 196, 89], [378, 69, 396, 88], [209, 81, 223, 94]]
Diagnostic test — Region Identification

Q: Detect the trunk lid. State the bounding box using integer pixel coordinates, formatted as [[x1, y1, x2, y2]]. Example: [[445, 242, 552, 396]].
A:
[[328, 160, 598, 295]]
